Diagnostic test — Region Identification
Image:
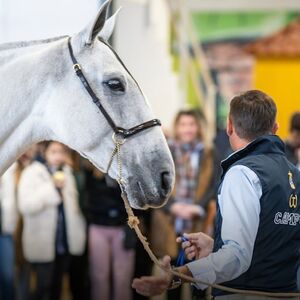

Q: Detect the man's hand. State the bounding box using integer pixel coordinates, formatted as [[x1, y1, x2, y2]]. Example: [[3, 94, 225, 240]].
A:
[[176, 232, 214, 260], [132, 256, 172, 296]]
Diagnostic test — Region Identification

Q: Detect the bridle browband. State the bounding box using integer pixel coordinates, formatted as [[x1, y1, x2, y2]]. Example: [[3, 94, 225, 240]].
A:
[[67, 37, 161, 139]]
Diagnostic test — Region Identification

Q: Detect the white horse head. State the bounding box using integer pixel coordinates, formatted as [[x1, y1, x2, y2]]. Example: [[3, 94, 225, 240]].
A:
[[0, 0, 175, 209]]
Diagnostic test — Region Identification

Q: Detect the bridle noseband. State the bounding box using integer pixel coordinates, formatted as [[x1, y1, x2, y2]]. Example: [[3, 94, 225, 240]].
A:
[[67, 38, 161, 143]]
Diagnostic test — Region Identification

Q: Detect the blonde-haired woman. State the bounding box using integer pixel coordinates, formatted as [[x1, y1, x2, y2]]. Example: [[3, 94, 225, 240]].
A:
[[153, 109, 217, 300]]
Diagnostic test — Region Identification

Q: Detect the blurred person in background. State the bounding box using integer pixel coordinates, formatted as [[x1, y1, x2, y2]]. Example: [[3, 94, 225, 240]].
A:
[[0, 147, 36, 300], [213, 129, 232, 183], [84, 164, 136, 300], [285, 112, 300, 166], [18, 141, 86, 300], [65, 150, 89, 300], [285, 112, 300, 290], [297, 148, 300, 170], [152, 109, 217, 300]]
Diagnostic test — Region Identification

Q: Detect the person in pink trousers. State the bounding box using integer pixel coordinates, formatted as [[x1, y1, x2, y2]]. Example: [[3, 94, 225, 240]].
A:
[[84, 165, 136, 300]]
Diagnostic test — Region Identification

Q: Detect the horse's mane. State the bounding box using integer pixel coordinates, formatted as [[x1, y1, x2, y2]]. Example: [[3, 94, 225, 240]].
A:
[[0, 35, 68, 52]]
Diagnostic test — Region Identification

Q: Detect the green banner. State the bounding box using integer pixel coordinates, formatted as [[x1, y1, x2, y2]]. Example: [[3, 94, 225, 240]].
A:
[[192, 12, 300, 42]]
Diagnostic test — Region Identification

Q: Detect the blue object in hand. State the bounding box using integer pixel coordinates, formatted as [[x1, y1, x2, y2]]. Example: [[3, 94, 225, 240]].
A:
[[176, 236, 189, 267]]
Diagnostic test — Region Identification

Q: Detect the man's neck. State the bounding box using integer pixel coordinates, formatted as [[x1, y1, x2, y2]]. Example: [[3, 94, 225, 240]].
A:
[[231, 137, 252, 152]]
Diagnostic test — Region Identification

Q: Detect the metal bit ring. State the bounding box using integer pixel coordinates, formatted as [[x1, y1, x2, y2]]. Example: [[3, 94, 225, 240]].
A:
[[112, 132, 126, 145]]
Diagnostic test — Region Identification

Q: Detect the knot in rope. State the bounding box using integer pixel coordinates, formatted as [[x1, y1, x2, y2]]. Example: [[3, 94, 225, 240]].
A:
[[127, 216, 140, 228]]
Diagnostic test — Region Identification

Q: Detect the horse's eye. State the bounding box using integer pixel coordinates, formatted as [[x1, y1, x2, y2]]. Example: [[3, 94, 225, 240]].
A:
[[104, 79, 125, 93]]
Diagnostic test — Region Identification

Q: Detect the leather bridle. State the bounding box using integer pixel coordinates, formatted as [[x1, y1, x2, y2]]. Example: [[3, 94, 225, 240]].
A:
[[67, 37, 161, 141]]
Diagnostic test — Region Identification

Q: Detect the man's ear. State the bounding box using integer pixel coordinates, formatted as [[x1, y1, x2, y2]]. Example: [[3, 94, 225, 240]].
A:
[[226, 117, 233, 137], [272, 122, 279, 134]]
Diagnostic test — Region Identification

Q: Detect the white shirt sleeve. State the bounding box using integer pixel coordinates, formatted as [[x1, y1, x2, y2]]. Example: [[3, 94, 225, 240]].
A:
[[186, 165, 262, 290]]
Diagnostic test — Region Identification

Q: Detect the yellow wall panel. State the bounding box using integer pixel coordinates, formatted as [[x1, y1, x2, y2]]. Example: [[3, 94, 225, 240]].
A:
[[254, 58, 300, 138]]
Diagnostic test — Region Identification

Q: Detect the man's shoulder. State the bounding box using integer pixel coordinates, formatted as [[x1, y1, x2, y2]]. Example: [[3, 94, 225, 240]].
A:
[[225, 165, 260, 181], [222, 165, 262, 195]]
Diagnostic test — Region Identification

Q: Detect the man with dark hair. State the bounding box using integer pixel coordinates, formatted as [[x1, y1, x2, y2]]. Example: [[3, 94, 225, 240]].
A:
[[286, 112, 300, 165], [229, 90, 277, 140], [132, 90, 300, 300]]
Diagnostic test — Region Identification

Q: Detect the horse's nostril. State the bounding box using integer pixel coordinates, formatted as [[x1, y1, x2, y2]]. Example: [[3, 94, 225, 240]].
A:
[[161, 171, 172, 197]]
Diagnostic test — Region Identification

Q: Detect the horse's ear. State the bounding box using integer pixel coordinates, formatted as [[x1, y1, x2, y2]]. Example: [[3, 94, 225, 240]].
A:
[[98, 7, 121, 42], [85, 0, 111, 45]]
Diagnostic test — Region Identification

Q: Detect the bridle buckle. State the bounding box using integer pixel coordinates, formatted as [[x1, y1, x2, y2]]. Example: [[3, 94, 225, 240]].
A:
[[112, 132, 126, 145], [73, 63, 81, 72]]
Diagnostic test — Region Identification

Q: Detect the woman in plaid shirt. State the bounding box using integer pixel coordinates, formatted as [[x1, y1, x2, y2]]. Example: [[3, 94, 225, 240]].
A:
[[152, 109, 217, 300]]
